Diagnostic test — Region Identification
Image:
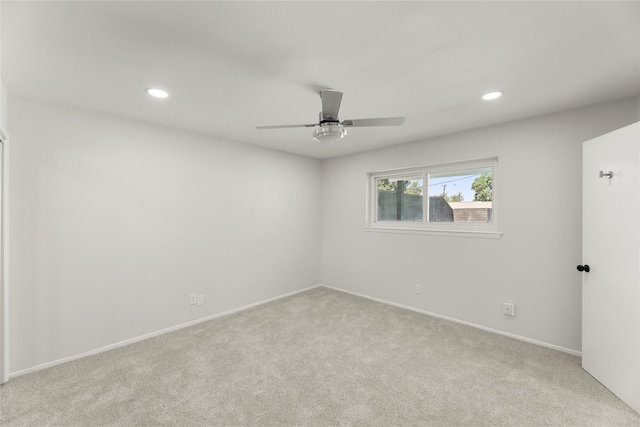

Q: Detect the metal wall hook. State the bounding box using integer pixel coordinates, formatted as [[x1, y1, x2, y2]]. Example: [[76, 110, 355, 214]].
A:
[[599, 170, 613, 179]]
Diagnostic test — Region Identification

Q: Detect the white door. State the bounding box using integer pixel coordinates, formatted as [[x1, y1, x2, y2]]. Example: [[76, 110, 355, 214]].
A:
[[0, 138, 4, 385], [582, 121, 640, 414], [0, 137, 4, 384]]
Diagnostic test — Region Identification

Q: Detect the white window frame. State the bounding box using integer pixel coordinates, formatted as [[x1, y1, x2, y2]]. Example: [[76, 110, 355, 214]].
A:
[[364, 158, 502, 239]]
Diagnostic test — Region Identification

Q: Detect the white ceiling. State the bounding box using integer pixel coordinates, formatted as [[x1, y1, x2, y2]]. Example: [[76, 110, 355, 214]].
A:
[[2, 1, 639, 159]]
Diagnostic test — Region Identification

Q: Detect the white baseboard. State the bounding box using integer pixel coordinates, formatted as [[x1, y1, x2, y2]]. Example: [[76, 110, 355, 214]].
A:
[[321, 285, 582, 357], [10, 284, 323, 379]]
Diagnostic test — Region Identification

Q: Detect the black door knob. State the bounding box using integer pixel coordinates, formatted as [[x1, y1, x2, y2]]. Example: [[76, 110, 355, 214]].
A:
[[577, 265, 590, 273]]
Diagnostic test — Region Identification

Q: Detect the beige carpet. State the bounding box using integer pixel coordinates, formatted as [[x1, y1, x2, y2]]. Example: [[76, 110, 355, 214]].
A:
[[1, 286, 639, 426]]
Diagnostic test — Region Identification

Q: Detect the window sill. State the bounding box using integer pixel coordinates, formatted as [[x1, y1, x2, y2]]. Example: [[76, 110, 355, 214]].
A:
[[363, 226, 503, 239]]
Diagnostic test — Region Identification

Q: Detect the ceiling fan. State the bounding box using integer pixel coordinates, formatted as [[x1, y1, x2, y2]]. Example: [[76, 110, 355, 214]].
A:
[[256, 89, 405, 145]]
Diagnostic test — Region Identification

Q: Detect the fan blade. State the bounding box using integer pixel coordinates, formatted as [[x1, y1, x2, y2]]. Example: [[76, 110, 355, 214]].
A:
[[320, 89, 343, 121], [256, 124, 317, 129], [341, 117, 405, 127]]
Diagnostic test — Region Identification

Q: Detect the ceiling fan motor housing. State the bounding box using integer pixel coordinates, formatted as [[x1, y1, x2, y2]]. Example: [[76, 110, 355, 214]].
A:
[[319, 111, 338, 122]]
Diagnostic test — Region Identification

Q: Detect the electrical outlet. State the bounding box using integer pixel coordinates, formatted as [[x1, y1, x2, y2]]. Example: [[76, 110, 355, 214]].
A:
[[415, 284, 422, 294], [197, 295, 205, 306], [189, 294, 197, 305], [502, 302, 515, 316]]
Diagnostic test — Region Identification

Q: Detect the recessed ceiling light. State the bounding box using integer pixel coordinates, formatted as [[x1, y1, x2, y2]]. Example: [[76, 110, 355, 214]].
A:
[[482, 91, 503, 101], [146, 88, 169, 98]]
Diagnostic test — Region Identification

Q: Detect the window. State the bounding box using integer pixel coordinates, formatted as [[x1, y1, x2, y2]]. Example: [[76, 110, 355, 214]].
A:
[[366, 158, 500, 238], [376, 175, 424, 222]]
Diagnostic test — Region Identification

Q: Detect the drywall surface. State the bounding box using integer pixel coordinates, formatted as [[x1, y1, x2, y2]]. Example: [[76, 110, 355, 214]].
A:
[[0, 1, 4, 134], [320, 97, 639, 353], [8, 97, 321, 373], [0, 1, 5, 134], [0, 82, 6, 134]]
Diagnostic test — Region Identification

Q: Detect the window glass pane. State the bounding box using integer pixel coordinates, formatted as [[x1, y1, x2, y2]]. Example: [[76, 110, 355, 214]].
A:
[[427, 167, 492, 223], [377, 176, 423, 221]]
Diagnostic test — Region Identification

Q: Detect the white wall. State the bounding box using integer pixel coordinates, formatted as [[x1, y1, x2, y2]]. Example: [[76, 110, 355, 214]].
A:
[[8, 97, 321, 373], [0, 82, 6, 134], [0, 0, 6, 134], [320, 96, 639, 353], [8, 94, 639, 374]]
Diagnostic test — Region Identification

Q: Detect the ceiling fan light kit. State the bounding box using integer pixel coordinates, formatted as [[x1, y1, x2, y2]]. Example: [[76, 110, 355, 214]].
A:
[[313, 124, 347, 145], [256, 89, 405, 145]]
